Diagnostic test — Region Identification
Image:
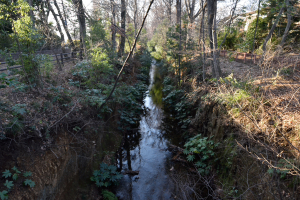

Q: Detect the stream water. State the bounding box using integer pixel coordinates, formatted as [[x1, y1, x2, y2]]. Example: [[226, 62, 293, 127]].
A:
[[116, 63, 175, 200]]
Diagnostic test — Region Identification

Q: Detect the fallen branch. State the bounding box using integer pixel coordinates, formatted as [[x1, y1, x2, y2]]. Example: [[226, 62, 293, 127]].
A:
[[123, 170, 139, 175], [47, 100, 79, 130], [168, 143, 184, 152]]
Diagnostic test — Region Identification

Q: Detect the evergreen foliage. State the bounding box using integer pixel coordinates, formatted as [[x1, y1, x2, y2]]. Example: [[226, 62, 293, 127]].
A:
[[90, 163, 123, 188]]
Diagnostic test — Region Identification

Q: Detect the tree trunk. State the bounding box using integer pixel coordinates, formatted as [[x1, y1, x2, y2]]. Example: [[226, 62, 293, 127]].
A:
[[185, 0, 195, 49], [118, 0, 126, 57], [28, 0, 35, 25], [111, 0, 116, 50], [200, 0, 206, 81], [99, 0, 155, 111], [73, 0, 86, 59], [53, 0, 75, 50], [262, 5, 284, 52], [280, 0, 292, 46], [176, 0, 181, 25], [134, 0, 138, 52], [177, 0, 182, 82], [207, 0, 215, 76], [46, 0, 65, 44], [252, 0, 261, 53], [212, 0, 221, 78]]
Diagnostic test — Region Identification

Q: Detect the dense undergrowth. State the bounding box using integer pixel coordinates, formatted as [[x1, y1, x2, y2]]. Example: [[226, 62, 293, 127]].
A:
[[0, 44, 152, 199]]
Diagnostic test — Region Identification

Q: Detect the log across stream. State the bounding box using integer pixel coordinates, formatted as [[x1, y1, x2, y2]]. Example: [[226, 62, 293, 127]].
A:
[[116, 63, 175, 200]]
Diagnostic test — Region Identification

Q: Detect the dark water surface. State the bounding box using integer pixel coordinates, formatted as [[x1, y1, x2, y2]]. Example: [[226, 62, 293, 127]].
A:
[[116, 63, 175, 200]]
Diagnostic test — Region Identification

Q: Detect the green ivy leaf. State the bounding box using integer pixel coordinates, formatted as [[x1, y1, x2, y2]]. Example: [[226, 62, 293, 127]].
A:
[[12, 173, 18, 181], [0, 190, 8, 200], [4, 180, 14, 190], [2, 170, 11, 178], [183, 149, 190, 155], [24, 179, 35, 188], [187, 155, 195, 162], [23, 171, 32, 177], [12, 166, 20, 174]]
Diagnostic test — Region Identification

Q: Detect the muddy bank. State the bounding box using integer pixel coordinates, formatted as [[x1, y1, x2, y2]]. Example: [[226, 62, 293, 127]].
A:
[[0, 122, 122, 200]]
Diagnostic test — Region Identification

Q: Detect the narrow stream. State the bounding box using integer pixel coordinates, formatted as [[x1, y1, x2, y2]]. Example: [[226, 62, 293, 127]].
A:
[[116, 63, 174, 200]]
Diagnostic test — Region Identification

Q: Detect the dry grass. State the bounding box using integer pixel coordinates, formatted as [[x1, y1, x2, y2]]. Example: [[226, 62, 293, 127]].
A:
[[183, 51, 300, 199]]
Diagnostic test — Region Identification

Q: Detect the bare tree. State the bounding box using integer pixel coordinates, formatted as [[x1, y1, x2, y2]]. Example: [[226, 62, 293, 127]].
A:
[[162, 0, 173, 22], [100, 0, 155, 111]]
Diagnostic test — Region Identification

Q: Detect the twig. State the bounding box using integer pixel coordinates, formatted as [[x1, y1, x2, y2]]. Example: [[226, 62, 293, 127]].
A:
[[50, 148, 59, 158], [47, 100, 79, 130], [282, 86, 300, 113]]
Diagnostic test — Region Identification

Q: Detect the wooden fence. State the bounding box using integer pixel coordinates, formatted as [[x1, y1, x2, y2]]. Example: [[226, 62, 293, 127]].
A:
[[220, 50, 262, 64], [220, 50, 300, 67], [0, 51, 78, 72]]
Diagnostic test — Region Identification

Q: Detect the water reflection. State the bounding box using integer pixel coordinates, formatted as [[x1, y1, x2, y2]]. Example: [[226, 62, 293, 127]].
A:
[[116, 63, 174, 200]]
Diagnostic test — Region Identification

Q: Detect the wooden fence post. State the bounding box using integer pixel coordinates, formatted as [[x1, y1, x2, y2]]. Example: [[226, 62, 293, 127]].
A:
[[60, 53, 64, 66]]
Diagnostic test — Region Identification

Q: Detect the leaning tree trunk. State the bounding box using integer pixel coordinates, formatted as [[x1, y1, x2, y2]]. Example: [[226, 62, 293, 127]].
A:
[[53, 0, 75, 50], [280, 0, 292, 46], [118, 0, 126, 57], [46, 0, 65, 44], [262, 5, 284, 52]]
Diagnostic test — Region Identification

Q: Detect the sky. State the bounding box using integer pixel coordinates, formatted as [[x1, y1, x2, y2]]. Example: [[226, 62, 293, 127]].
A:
[[48, 0, 257, 42]]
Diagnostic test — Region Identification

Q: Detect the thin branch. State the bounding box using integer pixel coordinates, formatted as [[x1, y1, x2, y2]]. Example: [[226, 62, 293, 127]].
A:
[[99, 0, 155, 111]]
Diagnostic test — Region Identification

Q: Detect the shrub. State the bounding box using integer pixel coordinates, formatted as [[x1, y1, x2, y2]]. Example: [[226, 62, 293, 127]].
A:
[[0, 167, 35, 200], [90, 163, 123, 188], [102, 190, 118, 200], [184, 134, 219, 175]]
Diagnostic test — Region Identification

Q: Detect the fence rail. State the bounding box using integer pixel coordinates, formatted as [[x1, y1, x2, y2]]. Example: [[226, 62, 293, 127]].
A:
[[0, 52, 78, 72], [219, 50, 300, 66]]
